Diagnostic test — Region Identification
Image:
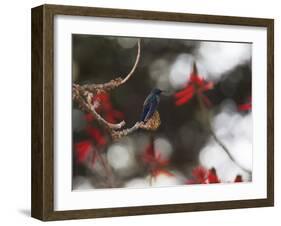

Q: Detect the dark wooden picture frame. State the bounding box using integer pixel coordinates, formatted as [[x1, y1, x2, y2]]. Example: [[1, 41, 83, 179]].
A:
[[31, 4, 274, 221]]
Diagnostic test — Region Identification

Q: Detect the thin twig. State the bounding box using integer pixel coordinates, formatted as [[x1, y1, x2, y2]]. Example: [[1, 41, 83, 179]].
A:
[[196, 93, 252, 174], [91, 102, 125, 130], [119, 39, 141, 85], [112, 111, 161, 140], [112, 122, 143, 140], [209, 128, 251, 174], [96, 151, 115, 187]]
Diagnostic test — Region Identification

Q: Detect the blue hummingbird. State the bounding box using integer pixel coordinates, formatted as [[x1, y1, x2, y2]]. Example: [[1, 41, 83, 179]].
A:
[[140, 88, 163, 123]]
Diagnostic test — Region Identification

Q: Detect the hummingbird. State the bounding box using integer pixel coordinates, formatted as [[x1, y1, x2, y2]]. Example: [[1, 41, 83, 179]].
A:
[[140, 88, 163, 123]]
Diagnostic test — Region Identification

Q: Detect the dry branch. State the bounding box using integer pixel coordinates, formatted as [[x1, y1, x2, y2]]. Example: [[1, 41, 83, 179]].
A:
[[73, 86, 125, 130], [112, 111, 161, 140], [195, 92, 252, 174]]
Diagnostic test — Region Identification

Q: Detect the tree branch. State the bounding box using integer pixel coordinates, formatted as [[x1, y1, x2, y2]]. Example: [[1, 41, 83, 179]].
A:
[[196, 93, 252, 174], [73, 87, 125, 130], [112, 111, 161, 140], [209, 127, 251, 174], [112, 122, 142, 140]]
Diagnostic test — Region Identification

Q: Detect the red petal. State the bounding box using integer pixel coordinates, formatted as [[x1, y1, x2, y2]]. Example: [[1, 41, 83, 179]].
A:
[[238, 103, 252, 111], [174, 85, 194, 98], [192, 166, 208, 183], [75, 141, 92, 163], [238, 96, 252, 111], [86, 127, 106, 146], [143, 151, 169, 166], [84, 113, 95, 122], [175, 92, 194, 106], [234, 175, 243, 182], [190, 74, 204, 86], [97, 92, 109, 102], [207, 168, 220, 183]]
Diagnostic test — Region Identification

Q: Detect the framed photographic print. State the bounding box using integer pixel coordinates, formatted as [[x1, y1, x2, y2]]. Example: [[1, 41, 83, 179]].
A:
[[31, 4, 274, 221]]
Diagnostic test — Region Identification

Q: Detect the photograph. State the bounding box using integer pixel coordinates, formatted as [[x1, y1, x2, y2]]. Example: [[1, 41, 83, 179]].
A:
[[72, 35, 253, 190], [31, 4, 274, 221]]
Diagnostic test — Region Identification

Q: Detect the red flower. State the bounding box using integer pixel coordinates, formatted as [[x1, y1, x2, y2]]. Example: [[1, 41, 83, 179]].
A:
[[84, 113, 95, 122], [234, 175, 243, 182], [85, 126, 106, 147], [75, 140, 93, 163], [187, 166, 220, 184], [175, 63, 214, 106], [91, 91, 124, 123], [142, 140, 169, 166], [142, 137, 172, 178], [238, 97, 252, 111], [187, 166, 244, 185], [207, 168, 220, 183], [80, 91, 124, 161], [191, 166, 208, 184]]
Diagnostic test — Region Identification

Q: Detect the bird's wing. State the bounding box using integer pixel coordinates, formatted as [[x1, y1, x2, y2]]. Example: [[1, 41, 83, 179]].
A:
[[144, 98, 158, 122], [143, 93, 154, 107], [140, 93, 154, 122], [140, 103, 150, 122]]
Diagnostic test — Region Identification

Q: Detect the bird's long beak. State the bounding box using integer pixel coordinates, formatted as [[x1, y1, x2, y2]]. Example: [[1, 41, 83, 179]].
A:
[[161, 90, 172, 96]]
